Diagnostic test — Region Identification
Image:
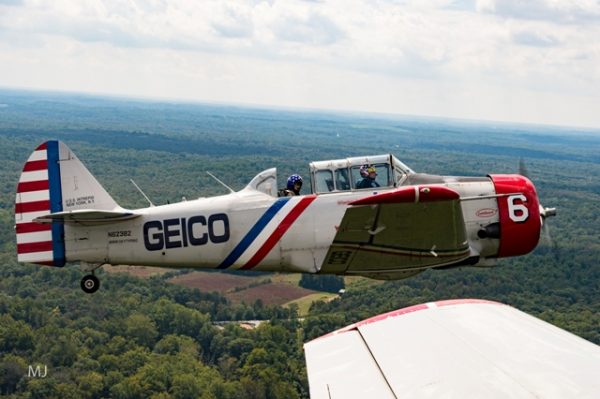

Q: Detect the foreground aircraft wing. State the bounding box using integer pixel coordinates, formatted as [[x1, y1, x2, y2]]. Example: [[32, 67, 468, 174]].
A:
[[320, 186, 470, 279], [304, 299, 600, 399]]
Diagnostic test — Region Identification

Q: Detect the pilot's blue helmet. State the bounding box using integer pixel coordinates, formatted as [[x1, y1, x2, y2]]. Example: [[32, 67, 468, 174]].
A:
[[287, 174, 303, 190]]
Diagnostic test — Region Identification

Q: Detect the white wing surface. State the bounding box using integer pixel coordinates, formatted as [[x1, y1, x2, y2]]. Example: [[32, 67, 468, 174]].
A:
[[304, 299, 600, 399]]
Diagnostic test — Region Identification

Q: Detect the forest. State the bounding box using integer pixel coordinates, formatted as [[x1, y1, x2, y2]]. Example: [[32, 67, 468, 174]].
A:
[[0, 89, 599, 398]]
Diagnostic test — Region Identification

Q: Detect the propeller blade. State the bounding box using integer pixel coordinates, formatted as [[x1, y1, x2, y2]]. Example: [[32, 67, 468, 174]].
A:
[[539, 205, 559, 262], [518, 158, 529, 178]]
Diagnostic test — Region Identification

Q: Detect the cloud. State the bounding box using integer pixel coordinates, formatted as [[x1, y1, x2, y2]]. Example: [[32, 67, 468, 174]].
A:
[[512, 30, 560, 47], [272, 11, 344, 45], [0, 0, 600, 127], [210, 4, 255, 39], [476, 0, 600, 24]]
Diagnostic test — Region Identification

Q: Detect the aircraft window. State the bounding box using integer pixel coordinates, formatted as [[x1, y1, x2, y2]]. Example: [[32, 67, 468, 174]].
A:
[[394, 166, 407, 186], [335, 168, 351, 191], [351, 163, 390, 189], [315, 170, 334, 193]]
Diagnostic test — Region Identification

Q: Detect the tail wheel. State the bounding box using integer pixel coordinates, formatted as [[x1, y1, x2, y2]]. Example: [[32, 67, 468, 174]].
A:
[[81, 275, 100, 294]]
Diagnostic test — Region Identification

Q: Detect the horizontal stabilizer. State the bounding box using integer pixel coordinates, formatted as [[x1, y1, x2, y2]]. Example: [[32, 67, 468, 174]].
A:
[[33, 209, 139, 225]]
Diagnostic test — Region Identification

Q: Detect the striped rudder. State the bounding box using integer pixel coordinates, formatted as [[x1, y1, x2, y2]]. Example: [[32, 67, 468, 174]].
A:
[[15, 140, 121, 266], [15, 141, 65, 266]]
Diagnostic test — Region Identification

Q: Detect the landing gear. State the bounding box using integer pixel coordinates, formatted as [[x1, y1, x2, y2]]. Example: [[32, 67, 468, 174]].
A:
[[80, 274, 100, 294], [79, 262, 105, 293]]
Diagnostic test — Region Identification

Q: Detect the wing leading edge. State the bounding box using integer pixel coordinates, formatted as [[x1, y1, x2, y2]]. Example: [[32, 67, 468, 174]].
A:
[[304, 299, 600, 399]]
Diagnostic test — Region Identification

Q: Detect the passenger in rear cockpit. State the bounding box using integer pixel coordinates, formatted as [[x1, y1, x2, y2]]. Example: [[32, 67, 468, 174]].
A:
[[279, 174, 303, 196]]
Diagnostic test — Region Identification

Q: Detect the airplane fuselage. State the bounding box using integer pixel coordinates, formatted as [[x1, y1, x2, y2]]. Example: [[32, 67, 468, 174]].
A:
[[67, 177, 500, 275], [16, 142, 552, 290]]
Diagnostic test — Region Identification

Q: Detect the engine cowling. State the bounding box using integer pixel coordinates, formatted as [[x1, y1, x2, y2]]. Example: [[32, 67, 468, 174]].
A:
[[488, 174, 542, 258]]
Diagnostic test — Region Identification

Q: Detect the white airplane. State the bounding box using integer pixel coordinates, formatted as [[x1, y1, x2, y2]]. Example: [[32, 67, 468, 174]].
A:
[[15, 141, 555, 293], [304, 299, 600, 398]]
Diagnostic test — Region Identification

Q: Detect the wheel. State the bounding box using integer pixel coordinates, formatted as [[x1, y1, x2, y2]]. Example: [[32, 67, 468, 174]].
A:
[[81, 274, 100, 294]]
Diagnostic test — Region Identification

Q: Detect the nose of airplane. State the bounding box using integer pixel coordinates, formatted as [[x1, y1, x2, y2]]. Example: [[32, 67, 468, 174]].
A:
[[488, 174, 543, 258]]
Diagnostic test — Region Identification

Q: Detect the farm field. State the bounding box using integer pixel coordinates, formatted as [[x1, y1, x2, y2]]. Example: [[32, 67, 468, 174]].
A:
[[284, 292, 339, 317], [226, 283, 317, 306], [168, 271, 262, 293], [104, 266, 404, 312], [167, 271, 320, 306], [104, 265, 173, 278]]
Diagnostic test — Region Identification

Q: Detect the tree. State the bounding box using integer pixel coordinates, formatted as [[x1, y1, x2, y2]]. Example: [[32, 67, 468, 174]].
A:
[[77, 371, 104, 399], [0, 315, 34, 353], [171, 374, 203, 399], [299, 274, 344, 293], [124, 314, 158, 348], [0, 355, 26, 395], [154, 335, 199, 357]]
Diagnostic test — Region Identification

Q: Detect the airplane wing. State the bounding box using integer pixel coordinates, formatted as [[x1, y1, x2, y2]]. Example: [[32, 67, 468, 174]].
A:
[[304, 299, 600, 399], [320, 186, 470, 279]]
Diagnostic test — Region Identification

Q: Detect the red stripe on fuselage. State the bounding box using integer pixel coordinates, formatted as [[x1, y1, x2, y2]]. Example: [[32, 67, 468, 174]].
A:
[[17, 180, 49, 193], [241, 195, 317, 270]]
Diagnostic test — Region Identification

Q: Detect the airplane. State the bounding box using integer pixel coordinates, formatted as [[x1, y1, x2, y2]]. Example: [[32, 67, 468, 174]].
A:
[[15, 140, 556, 293], [304, 298, 600, 398]]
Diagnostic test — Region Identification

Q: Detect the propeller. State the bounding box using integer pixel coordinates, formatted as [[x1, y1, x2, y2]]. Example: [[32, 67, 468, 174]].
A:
[[518, 158, 529, 180]]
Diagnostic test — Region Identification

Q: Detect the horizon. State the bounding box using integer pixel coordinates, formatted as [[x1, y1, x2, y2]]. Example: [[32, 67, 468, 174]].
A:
[[2, 85, 599, 134]]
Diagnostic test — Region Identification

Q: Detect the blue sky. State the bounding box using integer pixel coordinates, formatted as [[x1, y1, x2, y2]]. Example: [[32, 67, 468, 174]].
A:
[[1, 0, 599, 128]]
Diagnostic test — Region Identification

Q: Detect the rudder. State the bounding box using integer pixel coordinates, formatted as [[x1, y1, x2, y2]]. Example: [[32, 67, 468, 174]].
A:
[[15, 140, 120, 266]]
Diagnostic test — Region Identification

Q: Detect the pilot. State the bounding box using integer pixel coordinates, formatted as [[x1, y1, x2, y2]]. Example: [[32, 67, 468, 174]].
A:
[[357, 165, 380, 189], [279, 174, 303, 196]]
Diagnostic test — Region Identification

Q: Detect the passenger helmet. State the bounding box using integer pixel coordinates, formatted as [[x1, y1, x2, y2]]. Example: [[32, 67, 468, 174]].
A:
[[287, 174, 303, 190]]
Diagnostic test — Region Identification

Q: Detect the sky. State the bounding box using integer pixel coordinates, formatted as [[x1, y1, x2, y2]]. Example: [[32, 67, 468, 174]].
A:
[[1, 0, 600, 128]]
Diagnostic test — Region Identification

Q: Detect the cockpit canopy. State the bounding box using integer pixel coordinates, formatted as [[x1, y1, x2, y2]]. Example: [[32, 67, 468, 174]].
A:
[[309, 154, 414, 194]]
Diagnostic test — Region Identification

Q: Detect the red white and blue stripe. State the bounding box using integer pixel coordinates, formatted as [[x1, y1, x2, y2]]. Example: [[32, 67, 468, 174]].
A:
[[15, 141, 65, 267], [218, 195, 316, 270]]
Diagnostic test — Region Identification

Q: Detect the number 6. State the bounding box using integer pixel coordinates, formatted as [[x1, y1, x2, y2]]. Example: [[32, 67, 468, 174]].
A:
[[507, 194, 528, 223]]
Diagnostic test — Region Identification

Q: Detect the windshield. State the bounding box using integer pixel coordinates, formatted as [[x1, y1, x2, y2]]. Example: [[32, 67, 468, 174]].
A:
[[314, 170, 334, 193]]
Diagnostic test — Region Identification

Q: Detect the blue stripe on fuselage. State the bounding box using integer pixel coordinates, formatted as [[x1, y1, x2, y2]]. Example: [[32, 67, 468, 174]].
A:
[[46, 141, 66, 267], [217, 197, 290, 269]]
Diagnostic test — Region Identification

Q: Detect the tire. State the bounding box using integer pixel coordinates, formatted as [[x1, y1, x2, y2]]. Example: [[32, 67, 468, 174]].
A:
[[81, 274, 100, 294]]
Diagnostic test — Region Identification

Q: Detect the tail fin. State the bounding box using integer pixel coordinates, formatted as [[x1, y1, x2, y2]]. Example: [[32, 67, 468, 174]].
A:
[[15, 140, 121, 266]]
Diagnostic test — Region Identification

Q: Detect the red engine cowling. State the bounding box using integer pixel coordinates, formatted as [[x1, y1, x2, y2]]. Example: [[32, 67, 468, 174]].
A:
[[489, 174, 541, 258]]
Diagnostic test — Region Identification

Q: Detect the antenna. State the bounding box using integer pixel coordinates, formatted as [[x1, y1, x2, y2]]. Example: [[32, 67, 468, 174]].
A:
[[130, 179, 155, 207], [206, 171, 235, 194]]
